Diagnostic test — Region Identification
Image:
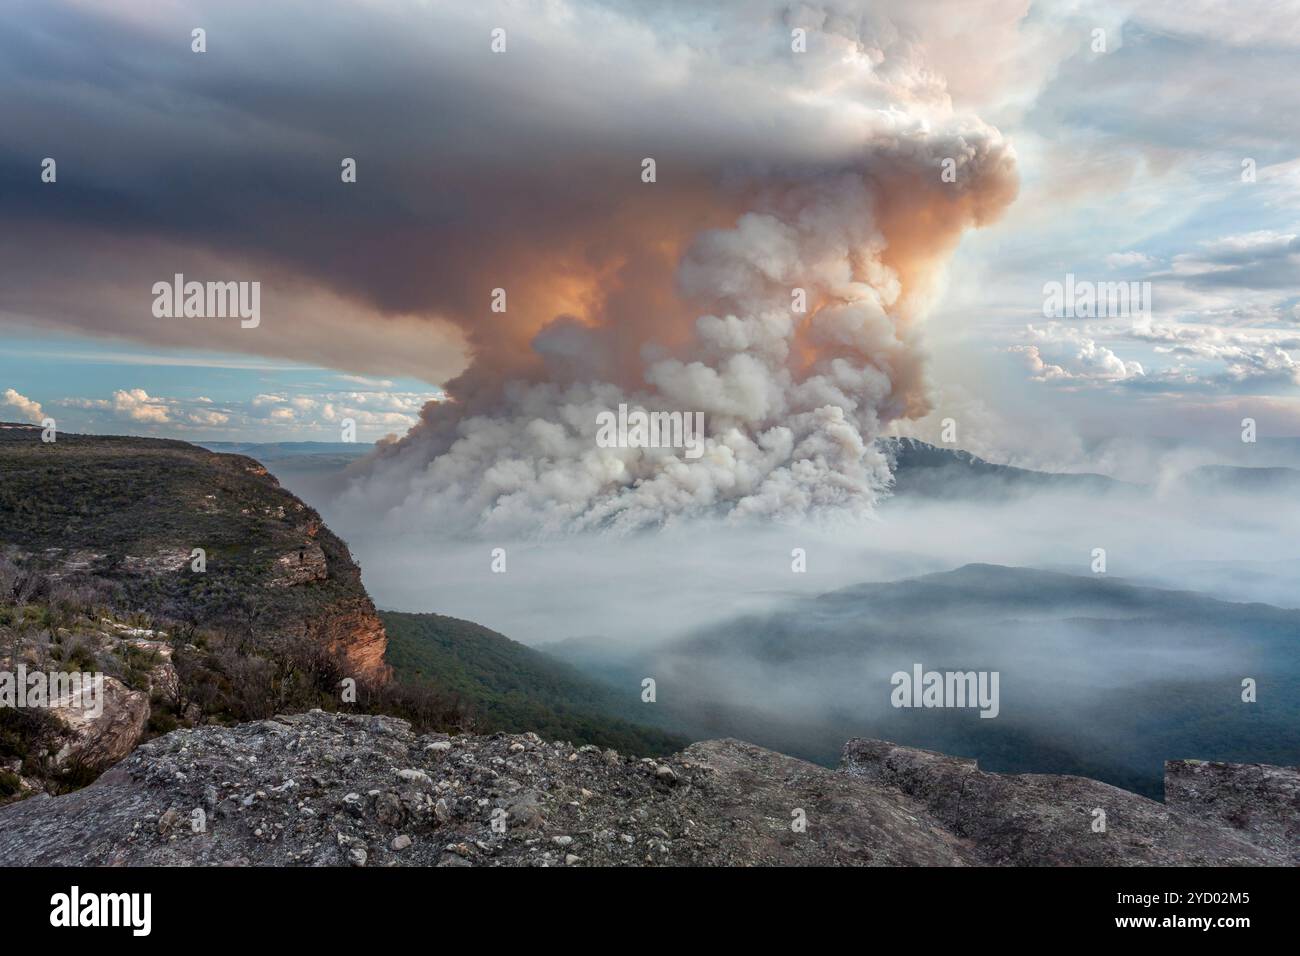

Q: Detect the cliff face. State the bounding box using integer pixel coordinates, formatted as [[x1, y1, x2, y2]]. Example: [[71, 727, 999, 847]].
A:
[[0, 710, 1292, 867], [315, 597, 391, 683], [0, 424, 388, 683], [296, 520, 391, 683]]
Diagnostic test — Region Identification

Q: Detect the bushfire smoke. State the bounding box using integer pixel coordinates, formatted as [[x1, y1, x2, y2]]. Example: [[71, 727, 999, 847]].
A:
[[343, 9, 1019, 535]]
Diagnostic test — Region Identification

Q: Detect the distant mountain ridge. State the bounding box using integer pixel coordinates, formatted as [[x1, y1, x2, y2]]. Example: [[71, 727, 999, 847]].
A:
[[880, 436, 1300, 500], [879, 437, 1134, 499], [550, 562, 1300, 797], [199, 440, 374, 458]]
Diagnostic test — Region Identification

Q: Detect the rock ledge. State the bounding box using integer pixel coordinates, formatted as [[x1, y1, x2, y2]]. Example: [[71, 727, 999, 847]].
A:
[[0, 712, 1293, 867]]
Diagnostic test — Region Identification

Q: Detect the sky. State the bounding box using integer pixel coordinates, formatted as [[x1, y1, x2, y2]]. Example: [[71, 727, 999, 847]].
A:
[[2, 0, 1299, 456]]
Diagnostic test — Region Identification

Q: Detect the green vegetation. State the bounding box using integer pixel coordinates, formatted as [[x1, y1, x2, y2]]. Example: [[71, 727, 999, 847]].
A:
[[383, 611, 686, 756], [0, 768, 22, 797], [0, 427, 366, 640]]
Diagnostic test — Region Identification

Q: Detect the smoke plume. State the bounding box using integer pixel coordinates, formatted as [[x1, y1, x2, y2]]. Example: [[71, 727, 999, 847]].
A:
[[337, 5, 1019, 535]]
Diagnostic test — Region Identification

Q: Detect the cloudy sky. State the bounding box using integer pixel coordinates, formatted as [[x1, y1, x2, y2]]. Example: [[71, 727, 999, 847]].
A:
[[2, 0, 1298, 458]]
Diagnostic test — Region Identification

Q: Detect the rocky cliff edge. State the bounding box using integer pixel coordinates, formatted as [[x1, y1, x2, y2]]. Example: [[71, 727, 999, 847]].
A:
[[0, 710, 1292, 867]]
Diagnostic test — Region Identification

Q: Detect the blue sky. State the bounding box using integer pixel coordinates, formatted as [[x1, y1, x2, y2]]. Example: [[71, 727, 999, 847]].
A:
[[0, 328, 440, 442]]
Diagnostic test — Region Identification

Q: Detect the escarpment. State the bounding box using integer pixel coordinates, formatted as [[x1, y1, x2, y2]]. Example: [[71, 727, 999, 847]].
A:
[[0, 425, 389, 683]]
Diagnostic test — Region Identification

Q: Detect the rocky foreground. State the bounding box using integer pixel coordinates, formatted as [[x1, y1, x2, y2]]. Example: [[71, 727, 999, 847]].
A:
[[0, 710, 1294, 866]]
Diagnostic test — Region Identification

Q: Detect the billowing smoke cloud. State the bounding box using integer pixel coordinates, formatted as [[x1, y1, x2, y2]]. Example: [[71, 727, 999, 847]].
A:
[[338, 9, 1018, 535]]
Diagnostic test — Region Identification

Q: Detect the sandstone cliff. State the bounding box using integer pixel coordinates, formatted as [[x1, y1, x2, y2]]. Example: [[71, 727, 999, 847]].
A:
[[0, 424, 389, 683]]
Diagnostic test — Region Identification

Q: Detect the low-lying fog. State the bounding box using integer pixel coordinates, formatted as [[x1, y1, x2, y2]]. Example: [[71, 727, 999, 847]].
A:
[[328, 481, 1300, 644], [316, 443, 1300, 796]]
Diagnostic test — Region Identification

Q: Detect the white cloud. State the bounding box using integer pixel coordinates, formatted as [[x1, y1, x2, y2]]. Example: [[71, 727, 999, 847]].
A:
[[186, 409, 230, 426], [68, 387, 172, 423], [1105, 251, 1155, 269], [2, 388, 44, 423], [50, 385, 439, 440], [1012, 325, 1145, 382], [115, 388, 170, 422], [1012, 319, 1300, 392], [1128, 323, 1300, 386]]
